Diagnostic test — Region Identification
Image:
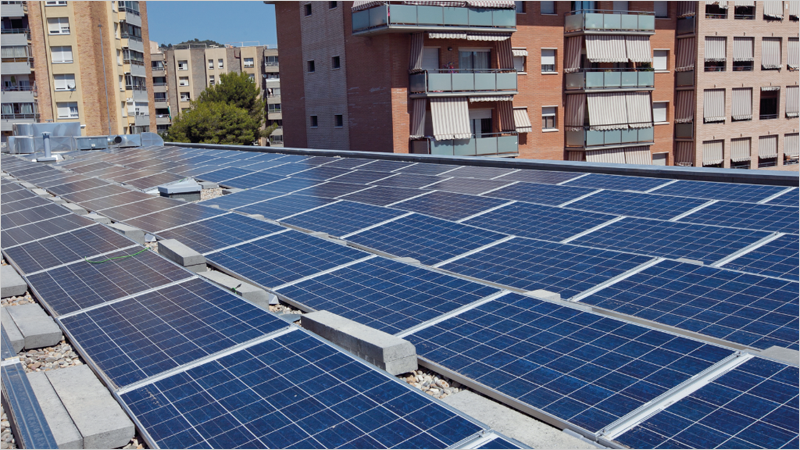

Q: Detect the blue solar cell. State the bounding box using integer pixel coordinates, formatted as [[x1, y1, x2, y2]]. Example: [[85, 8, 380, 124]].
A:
[[570, 217, 772, 264], [79, 191, 157, 212], [566, 191, 709, 220], [679, 201, 800, 234], [424, 178, 513, 195], [2, 203, 71, 229], [579, 260, 799, 350], [370, 173, 448, 189], [396, 163, 462, 176], [442, 238, 652, 299], [616, 357, 798, 449], [254, 177, 325, 194], [282, 201, 407, 237], [206, 230, 368, 288], [477, 436, 526, 449], [199, 189, 286, 210], [444, 166, 517, 180], [235, 194, 335, 220], [390, 191, 509, 221], [60, 278, 288, 388], [764, 188, 798, 207], [220, 172, 285, 189], [278, 258, 499, 335], [339, 186, 428, 206], [294, 182, 370, 199], [121, 329, 486, 449], [237, 160, 291, 171], [59, 184, 135, 203], [484, 183, 597, 206], [407, 292, 734, 434], [562, 173, 671, 192], [98, 197, 184, 222], [722, 235, 799, 281], [358, 160, 414, 172], [291, 166, 353, 181], [48, 178, 112, 196], [157, 214, 285, 254], [196, 168, 255, 183], [2, 189, 37, 203], [464, 202, 618, 242], [348, 214, 508, 265], [262, 163, 319, 177], [319, 157, 374, 169], [651, 180, 789, 203], [124, 204, 227, 233], [126, 172, 186, 190], [326, 170, 395, 185], [1, 214, 96, 248], [1, 195, 53, 214]]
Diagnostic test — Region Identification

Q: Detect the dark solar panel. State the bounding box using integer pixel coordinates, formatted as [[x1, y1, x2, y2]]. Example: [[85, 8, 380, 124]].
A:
[[99, 197, 184, 221], [1, 203, 71, 229], [370, 173, 448, 189], [278, 258, 499, 335], [651, 180, 789, 203], [69, 161, 115, 174], [443, 166, 518, 180], [484, 182, 597, 206], [338, 185, 427, 207], [1, 189, 38, 203], [580, 260, 799, 350], [494, 169, 587, 185], [764, 188, 798, 207], [85, 167, 142, 182], [48, 178, 112, 196], [1, 214, 96, 248], [1, 195, 52, 213], [282, 200, 407, 237], [117, 170, 165, 184], [196, 168, 255, 183], [60, 184, 134, 203], [566, 191, 709, 220], [424, 178, 513, 195], [327, 170, 395, 185], [60, 278, 288, 388], [358, 160, 415, 172], [125, 172, 186, 190], [1, 181, 25, 192], [318, 157, 374, 169], [562, 173, 671, 192], [199, 189, 285, 210], [79, 191, 154, 212], [295, 155, 339, 165], [396, 163, 462, 176], [157, 214, 285, 254], [679, 201, 800, 234], [721, 235, 799, 281], [291, 166, 353, 181], [217, 172, 284, 189], [478, 436, 525, 449], [125, 204, 228, 233], [237, 160, 292, 171], [254, 177, 324, 194], [262, 163, 318, 177], [235, 194, 335, 220], [294, 181, 371, 199], [391, 191, 508, 221]]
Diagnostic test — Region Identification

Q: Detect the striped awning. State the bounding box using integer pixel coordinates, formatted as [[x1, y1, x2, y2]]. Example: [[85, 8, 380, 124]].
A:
[[404, 1, 467, 6], [675, 141, 694, 165], [734, 1, 755, 5], [703, 140, 724, 165], [469, 96, 513, 102], [730, 138, 752, 162], [567, 151, 585, 161], [733, 37, 754, 62], [497, 39, 514, 69], [564, 36, 582, 73], [676, 90, 694, 123], [565, 93, 586, 131], [430, 97, 471, 140], [625, 92, 652, 129], [587, 93, 628, 130], [790, 1, 799, 16], [624, 146, 652, 165], [678, 2, 696, 17], [705, 37, 727, 61], [625, 36, 652, 63], [586, 35, 627, 63], [785, 133, 799, 157], [409, 33, 424, 72], [467, 33, 511, 41], [710, 1, 729, 8], [586, 148, 626, 164], [465, 0, 515, 8], [428, 32, 467, 39], [409, 98, 427, 139], [731, 88, 752, 121], [759, 135, 778, 157], [762, 38, 782, 69], [498, 101, 515, 132], [352, 1, 385, 11], [761, 85, 781, 91], [676, 37, 695, 72], [513, 107, 532, 133], [703, 89, 726, 122], [787, 86, 799, 117], [789, 38, 799, 69], [763, 1, 784, 18], [512, 48, 528, 57]]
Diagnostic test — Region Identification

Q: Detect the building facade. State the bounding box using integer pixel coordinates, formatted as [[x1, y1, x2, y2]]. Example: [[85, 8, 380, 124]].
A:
[[273, 1, 798, 169], [1, 1, 38, 140], [149, 40, 170, 134]]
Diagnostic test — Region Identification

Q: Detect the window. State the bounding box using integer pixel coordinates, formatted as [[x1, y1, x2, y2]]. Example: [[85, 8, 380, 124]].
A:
[[121, 101, 126, 117], [218, 59, 224, 68], [760, 89, 779, 119], [177, 60, 188, 70], [613, 1, 628, 11], [734, 3, 755, 19], [329, 1, 337, 8], [243, 58, 254, 68], [332, 56, 341, 69], [153, 76, 166, 86], [304, 3, 312, 15], [654, 1, 668, 17], [179, 77, 189, 86], [123, 48, 144, 65], [119, 75, 124, 91], [125, 74, 146, 90], [542, 106, 557, 130], [459, 50, 490, 70], [335, 114, 343, 127], [209, 75, 215, 86], [541, 49, 556, 73], [208, 59, 213, 69], [152, 61, 164, 71], [310, 115, 318, 127], [265, 55, 279, 66], [266, 73, 280, 79], [154, 93, 167, 101], [180, 92, 191, 102], [47, 17, 70, 34], [268, 104, 281, 113], [45, 1, 67, 6], [653, 50, 668, 71], [307, 60, 315, 72], [513, 55, 526, 72], [762, 38, 781, 70], [653, 102, 668, 123], [114, 23, 120, 39], [117, 49, 122, 65], [704, 37, 727, 72], [57, 102, 78, 118], [54, 74, 76, 91], [540, 1, 555, 14], [705, 2, 727, 18], [248, 73, 255, 82], [120, 22, 142, 41], [515, 1, 525, 13], [51, 46, 73, 63]]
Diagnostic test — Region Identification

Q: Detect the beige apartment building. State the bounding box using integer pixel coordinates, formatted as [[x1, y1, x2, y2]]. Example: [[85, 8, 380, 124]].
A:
[[1, 1, 37, 141], [149, 40, 170, 134]]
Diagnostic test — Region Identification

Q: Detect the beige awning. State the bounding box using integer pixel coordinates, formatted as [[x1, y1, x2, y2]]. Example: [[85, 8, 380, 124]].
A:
[[759, 135, 778, 157], [469, 96, 513, 102], [625, 36, 652, 63], [731, 88, 752, 120], [625, 92, 652, 128], [586, 35, 627, 63], [567, 151, 585, 161], [587, 93, 628, 130], [703, 89, 726, 122], [788, 38, 799, 69], [761, 86, 781, 91], [404, 1, 467, 6], [497, 39, 514, 69], [352, 1, 387, 11], [675, 141, 695, 165], [565, 36, 582, 73], [703, 140, 724, 165], [430, 97, 471, 140], [785, 133, 799, 157], [790, 1, 799, 16], [429, 32, 467, 39], [676, 37, 695, 72], [678, 2, 696, 17], [733, 37, 754, 62], [730, 138, 752, 162], [734, 1, 755, 5], [565, 93, 586, 131], [624, 146, 652, 165], [762, 38, 782, 69], [763, 1, 784, 18], [787, 86, 799, 117], [586, 148, 626, 164], [410, 98, 426, 139], [498, 101, 515, 132], [409, 33, 424, 72], [676, 90, 694, 123], [465, 0, 516, 7], [511, 48, 528, 57], [513, 107, 532, 133], [705, 37, 727, 61], [467, 33, 511, 41]]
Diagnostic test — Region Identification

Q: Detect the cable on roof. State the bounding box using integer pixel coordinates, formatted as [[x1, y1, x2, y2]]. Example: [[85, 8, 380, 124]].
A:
[[84, 247, 149, 264]]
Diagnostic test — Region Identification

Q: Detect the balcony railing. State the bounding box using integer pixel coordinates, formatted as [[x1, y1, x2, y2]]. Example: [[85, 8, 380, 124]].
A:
[[566, 126, 654, 148], [1, 28, 30, 37], [410, 69, 517, 95], [704, 13, 727, 19], [760, 113, 778, 120], [152, 82, 167, 86], [564, 10, 655, 34], [1, 85, 34, 91], [1, 113, 39, 120], [123, 58, 144, 66], [353, 4, 516, 34], [676, 16, 695, 35], [566, 69, 654, 91], [676, 70, 694, 86], [675, 123, 693, 139], [121, 33, 142, 42], [419, 132, 519, 157]]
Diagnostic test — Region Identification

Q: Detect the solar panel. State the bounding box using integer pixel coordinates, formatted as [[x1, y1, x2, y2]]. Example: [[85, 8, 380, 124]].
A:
[[319, 157, 374, 169], [291, 166, 353, 181], [679, 201, 800, 234], [295, 155, 339, 165], [358, 160, 414, 172], [348, 213, 508, 265], [216, 172, 285, 189], [88, 167, 144, 183], [565, 191, 709, 220], [118, 170, 166, 184], [1, 189, 38, 203], [68, 162, 116, 174], [443, 166, 517, 180], [262, 163, 319, 177], [196, 167, 255, 183], [1, 195, 52, 214], [125, 172, 186, 190], [278, 258, 499, 335], [236, 160, 291, 171], [121, 329, 487, 449], [125, 204, 228, 233], [235, 194, 335, 220], [616, 357, 798, 449], [721, 235, 799, 281], [464, 202, 618, 242], [424, 178, 513, 195], [1, 203, 71, 229], [370, 173, 448, 189], [78, 191, 154, 212], [651, 180, 789, 203], [1, 181, 25, 192], [579, 260, 799, 350], [338, 186, 427, 207], [199, 189, 284, 210], [484, 183, 597, 206], [27, 248, 192, 316], [407, 292, 735, 434], [59, 278, 289, 388], [390, 191, 507, 221], [4, 224, 137, 275], [764, 188, 798, 207], [570, 217, 772, 264], [294, 181, 370, 199], [477, 436, 525, 449], [562, 173, 671, 192], [1, 214, 96, 248], [254, 177, 324, 194], [157, 214, 285, 254], [494, 169, 587, 185], [396, 163, 462, 176], [282, 200, 407, 237], [30, 173, 88, 189], [207, 230, 367, 288], [98, 196, 184, 221], [60, 184, 134, 203], [48, 178, 112, 196], [326, 170, 395, 185]]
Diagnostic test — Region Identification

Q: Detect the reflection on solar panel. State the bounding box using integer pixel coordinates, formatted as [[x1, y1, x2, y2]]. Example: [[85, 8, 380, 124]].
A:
[[27, 248, 191, 316], [1, 214, 96, 248], [721, 235, 799, 281], [199, 189, 285, 210], [478, 436, 524, 449], [208, 230, 367, 288], [390, 191, 505, 221], [359, 160, 414, 172], [262, 163, 318, 177], [283, 201, 407, 237], [1, 203, 71, 229], [278, 258, 499, 334], [237, 160, 291, 171], [99, 197, 183, 221], [484, 183, 597, 206], [443, 166, 517, 180], [4, 224, 136, 274], [464, 202, 617, 242], [320, 157, 374, 169], [125, 172, 186, 190], [1, 181, 25, 192], [48, 178, 111, 196], [69, 162, 115, 174], [91, 168, 144, 183], [60, 278, 288, 388], [571, 218, 772, 264], [295, 182, 370, 199], [255, 177, 324, 194], [407, 292, 734, 433], [196, 167, 255, 183], [60, 184, 133, 203], [217, 172, 284, 189], [348, 214, 507, 265], [442, 238, 652, 298], [297, 155, 338, 165], [125, 204, 228, 233], [327, 170, 394, 185], [679, 201, 799, 234], [1, 195, 52, 213], [562, 173, 670, 192], [652, 180, 788, 203], [338, 186, 427, 207], [764, 188, 798, 207], [1, 189, 38, 204], [617, 357, 798, 449], [370, 173, 448, 189], [292, 166, 353, 181], [121, 329, 486, 449], [236, 194, 334, 220], [158, 214, 285, 254], [566, 191, 708, 220], [580, 260, 799, 350], [79, 191, 153, 212], [424, 178, 513, 195], [495, 169, 586, 185]]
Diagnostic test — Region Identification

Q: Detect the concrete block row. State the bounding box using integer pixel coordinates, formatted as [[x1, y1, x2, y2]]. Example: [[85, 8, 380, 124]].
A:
[[158, 239, 206, 272], [198, 270, 276, 309], [3, 303, 61, 350], [2, 265, 27, 298]]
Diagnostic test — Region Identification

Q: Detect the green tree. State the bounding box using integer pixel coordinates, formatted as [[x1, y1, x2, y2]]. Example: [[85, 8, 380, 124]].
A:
[[197, 71, 265, 123], [164, 102, 260, 145]]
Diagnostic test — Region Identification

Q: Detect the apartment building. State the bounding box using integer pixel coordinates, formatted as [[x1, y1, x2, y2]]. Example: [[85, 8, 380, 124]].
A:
[[149, 40, 170, 134], [1, 1, 37, 141], [24, 0, 156, 136], [273, 1, 798, 168]]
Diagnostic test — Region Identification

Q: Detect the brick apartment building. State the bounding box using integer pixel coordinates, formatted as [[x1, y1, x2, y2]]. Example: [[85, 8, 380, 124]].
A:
[[272, 1, 798, 169]]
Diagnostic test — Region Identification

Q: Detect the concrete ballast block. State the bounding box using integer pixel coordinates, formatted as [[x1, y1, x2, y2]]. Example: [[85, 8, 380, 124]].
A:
[[2, 265, 27, 298], [1, 309, 25, 353], [158, 239, 206, 267], [85, 213, 111, 225], [27, 372, 83, 449], [45, 366, 134, 449], [197, 271, 271, 309], [527, 289, 561, 302], [107, 223, 145, 245], [62, 203, 88, 215], [199, 181, 218, 190], [31, 188, 51, 197], [5, 304, 61, 350], [302, 311, 417, 375]]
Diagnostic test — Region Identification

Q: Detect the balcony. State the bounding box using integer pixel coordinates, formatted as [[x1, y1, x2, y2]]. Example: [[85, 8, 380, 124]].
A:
[[566, 126, 654, 148], [675, 123, 693, 139], [409, 69, 517, 97], [1, 60, 31, 75], [1, 2, 25, 17], [352, 4, 515, 36], [566, 69, 654, 91], [1, 86, 35, 103], [151, 68, 165, 77], [154, 99, 168, 108], [134, 114, 150, 126], [413, 133, 518, 157], [155, 114, 171, 125], [676, 16, 695, 35], [676, 70, 694, 87], [760, 113, 778, 120], [564, 10, 654, 35]]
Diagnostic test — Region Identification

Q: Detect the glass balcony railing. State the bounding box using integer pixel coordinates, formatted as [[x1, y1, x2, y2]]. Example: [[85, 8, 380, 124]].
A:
[[566, 126, 654, 148], [565, 69, 654, 91], [416, 133, 519, 157], [410, 69, 517, 94], [675, 123, 693, 139], [353, 4, 515, 34], [677, 16, 695, 35], [676, 70, 694, 86], [564, 10, 654, 33]]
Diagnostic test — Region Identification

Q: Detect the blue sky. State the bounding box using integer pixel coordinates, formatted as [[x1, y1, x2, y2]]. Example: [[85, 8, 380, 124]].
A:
[[146, 2, 278, 48]]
